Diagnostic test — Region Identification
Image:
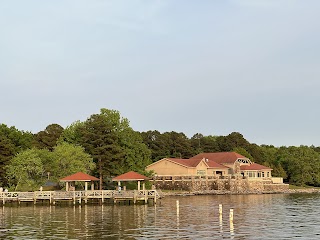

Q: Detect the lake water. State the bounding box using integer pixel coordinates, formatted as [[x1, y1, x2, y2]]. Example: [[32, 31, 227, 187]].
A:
[[0, 193, 319, 239]]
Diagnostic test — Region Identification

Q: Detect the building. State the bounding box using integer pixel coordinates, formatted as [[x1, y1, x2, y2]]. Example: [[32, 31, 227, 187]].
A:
[[146, 152, 273, 179]]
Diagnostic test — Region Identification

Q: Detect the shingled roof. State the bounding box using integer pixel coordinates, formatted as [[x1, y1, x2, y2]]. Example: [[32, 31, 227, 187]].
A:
[[190, 152, 249, 164], [60, 172, 99, 182], [167, 158, 228, 169], [112, 171, 149, 181], [240, 163, 272, 171]]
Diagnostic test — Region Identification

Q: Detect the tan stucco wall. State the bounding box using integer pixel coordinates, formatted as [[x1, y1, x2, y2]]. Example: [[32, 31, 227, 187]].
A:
[[146, 159, 229, 176], [146, 159, 189, 175]]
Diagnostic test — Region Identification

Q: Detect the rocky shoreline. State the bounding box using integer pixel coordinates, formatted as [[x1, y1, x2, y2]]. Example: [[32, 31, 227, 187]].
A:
[[158, 188, 320, 197]]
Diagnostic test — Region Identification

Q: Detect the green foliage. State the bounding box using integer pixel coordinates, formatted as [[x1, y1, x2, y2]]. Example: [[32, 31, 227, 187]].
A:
[[190, 133, 219, 154], [140, 130, 171, 161], [4, 108, 320, 188], [33, 124, 64, 151], [216, 132, 250, 152], [77, 108, 152, 189], [6, 143, 95, 191], [50, 142, 95, 181], [277, 146, 320, 186], [59, 121, 84, 145], [232, 147, 254, 160], [6, 149, 44, 191], [0, 136, 15, 185]]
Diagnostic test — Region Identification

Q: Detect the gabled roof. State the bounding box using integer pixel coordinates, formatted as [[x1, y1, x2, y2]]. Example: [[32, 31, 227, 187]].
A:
[[60, 172, 99, 182], [112, 171, 149, 181], [191, 152, 248, 164], [167, 158, 228, 169], [240, 163, 272, 171]]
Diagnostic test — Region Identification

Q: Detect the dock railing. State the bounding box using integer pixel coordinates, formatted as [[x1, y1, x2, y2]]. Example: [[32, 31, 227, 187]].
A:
[[0, 189, 160, 205]]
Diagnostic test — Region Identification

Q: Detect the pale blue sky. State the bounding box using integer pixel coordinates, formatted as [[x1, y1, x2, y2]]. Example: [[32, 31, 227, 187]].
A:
[[1, 0, 320, 146]]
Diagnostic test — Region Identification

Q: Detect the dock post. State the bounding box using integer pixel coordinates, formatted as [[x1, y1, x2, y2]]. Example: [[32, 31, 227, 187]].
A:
[[133, 191, 137, 204], [144, 191, 147, 204], [229, 209, 234, 222], [34, 192, 37, 205], [101, 190, 104, 204], [176, 200, 179, 215], [73, 191, 76, 205], [219, 204, 223, 215]]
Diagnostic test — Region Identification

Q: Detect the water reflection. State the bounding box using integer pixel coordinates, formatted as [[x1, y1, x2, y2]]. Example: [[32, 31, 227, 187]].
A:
[[0, 194, 319, 239]]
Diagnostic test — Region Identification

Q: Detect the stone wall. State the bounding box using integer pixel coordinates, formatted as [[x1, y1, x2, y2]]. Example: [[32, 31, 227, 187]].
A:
[[152, 176, 289, 194]]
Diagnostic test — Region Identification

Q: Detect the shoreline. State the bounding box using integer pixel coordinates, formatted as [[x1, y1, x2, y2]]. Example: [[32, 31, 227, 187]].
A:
[[159, 188, 320, 197]]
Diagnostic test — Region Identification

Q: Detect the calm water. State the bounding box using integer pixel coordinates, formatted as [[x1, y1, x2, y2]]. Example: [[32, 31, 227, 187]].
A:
[[0, 194, 319, 239]]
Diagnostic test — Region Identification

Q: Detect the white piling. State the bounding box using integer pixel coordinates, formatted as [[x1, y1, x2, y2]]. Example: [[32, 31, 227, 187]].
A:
[[219, 204, 222, 215], [229, 209, 234, 222], [176, 200, 180, 215]]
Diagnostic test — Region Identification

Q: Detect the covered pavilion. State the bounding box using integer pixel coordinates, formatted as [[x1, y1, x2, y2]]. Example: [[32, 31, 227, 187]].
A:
[[112, 171, 149, 191], [60, 172, 99, 191]]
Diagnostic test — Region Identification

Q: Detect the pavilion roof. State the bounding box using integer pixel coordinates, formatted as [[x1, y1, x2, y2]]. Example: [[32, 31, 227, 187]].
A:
[[112, 171, 149, 182], [60, 172, 99, 182]]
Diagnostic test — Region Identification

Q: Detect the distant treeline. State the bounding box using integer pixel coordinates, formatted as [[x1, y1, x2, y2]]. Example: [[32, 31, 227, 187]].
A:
[[1, 108, 320, 191]]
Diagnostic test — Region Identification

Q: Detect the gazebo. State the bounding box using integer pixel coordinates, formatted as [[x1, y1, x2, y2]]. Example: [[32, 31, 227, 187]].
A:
[[60, 172, 99, 191], [112, 171, 149, 191]]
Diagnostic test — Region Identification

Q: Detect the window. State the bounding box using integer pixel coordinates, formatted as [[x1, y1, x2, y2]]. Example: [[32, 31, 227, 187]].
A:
[[197, 170, 206, 175], [267, 172, 270, 177], [262, 172, 265, 177]]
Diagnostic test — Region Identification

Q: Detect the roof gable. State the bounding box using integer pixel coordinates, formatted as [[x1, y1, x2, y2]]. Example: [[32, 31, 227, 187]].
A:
[[166, 158, 228, 169], [60, 172, 99, 182], [191, 152, 249, 164], [112, 171, 149, 181]]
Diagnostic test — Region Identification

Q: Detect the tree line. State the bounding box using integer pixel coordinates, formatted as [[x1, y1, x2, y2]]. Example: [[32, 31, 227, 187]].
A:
[[1, 108, 320, 190]]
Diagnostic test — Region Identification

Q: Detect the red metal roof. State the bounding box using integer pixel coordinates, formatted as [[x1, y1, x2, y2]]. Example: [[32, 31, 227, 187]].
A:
[[60, 172, 99, 182], [191, 152, 248, 164], [112, 171, 149, 181], [240, 163, 272, 171]]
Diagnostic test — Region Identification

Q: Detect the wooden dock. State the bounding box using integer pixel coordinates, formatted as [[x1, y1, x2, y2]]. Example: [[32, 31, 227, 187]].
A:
[[0, 190, 160, 205]]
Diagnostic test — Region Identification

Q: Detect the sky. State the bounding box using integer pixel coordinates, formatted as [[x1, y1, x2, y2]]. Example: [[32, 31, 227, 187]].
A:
[[1, 0, 320, 147]]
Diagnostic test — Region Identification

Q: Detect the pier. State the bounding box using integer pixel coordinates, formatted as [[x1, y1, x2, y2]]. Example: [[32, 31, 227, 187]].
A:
[[0, 190, 160, 205]]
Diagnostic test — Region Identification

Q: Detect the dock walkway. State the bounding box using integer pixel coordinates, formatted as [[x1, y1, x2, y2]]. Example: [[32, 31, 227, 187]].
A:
[[0, 190, 160, 205]]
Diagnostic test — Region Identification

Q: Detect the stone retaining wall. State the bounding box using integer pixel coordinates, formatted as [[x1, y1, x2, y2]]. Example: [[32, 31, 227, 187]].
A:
[[152, 177, 289, 194]]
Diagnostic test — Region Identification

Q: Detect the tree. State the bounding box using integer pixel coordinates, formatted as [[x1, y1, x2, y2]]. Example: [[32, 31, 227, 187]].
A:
[[33, 124, 64, 151], [50, 142, 95, 180], [79, 112, 123, 189], [118, 128, 151, 175], [162, 131, 194, 158], [0, 124, 33, 152], [0, 136, 15, 186], [232, 147, 254, 160], [277, 146, 320, 186], [216, 132, 250, 152], [79, 109, 152, 189], [140, 130, 171, 161], [59, 121, 85, 145], [190, 133, 219, 154], [6, 149, 44, 191]]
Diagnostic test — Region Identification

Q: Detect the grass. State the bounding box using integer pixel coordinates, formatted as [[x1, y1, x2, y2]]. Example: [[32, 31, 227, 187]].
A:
[[289, 184, 320, 189]]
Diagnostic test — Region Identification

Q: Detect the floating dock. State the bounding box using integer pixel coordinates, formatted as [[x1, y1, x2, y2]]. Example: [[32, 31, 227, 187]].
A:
[[0, 190, 160, 205]]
